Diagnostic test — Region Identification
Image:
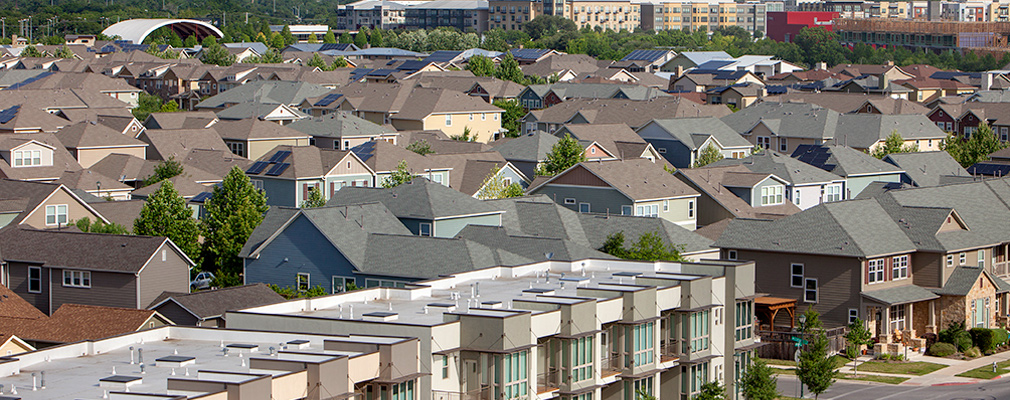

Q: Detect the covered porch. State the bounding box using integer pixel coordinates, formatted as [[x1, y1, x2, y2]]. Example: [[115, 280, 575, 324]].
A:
[[754, 296, 797, 332], [862, 285, 940, 355]]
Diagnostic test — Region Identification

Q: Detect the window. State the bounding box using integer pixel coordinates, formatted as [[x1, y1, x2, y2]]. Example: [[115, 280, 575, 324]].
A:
[[297, 273, 310, 292], [688, 200, 695, 218], [682, 311, 709, 353], [727, 250, 737, 260], [760, 186, 783, 205], [794, 190, 801, 205], [978, 250, 986, 267], [445, 114, 452, 126], [633, 376, 653, 400], [682, 362, 709, 397], [332, 276, 353, 293], [621, 205, 632, 215], [779, 137, 788, 152], [890, 305, 906, 331], [756, 136, 770, 149], [790, 263, 804, 287], [663, 200, 669, 212], [481, 113, 486, 121], [13, 150, 41, 167], [502, 350, 528, 399], [947, 254, 954, 267], [564, 198, 576, 205], [227, 142, 246, 157], [960, 252, 967, 265], [635, 204, 658, 217], [628, 322, 654, 366], [892, 255, 908, 280], [566, 336, 593, 382], [442, 355, 450, 379], [849, 309, 859, 324], [469, 113, 473, 121], [579, 203, 591, 213], [419, 223, 432, 237], [868, 259, 885, 284], [28, 266, 41, 293], [804, 278, 818, 303], [62, 270, 91, 288], [735, 300, 753, 341], [825, 185, 842, 202], [45, 204, 67, 226]]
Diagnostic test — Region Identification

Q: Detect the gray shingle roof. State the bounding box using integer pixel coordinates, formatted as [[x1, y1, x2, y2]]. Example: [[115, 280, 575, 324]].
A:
[[883, 151, 969, 188], [862, 285, 939, 305], [286, 111, 394, 139], [792, 144, 904, 177], [638, 117, 752, 151], [493, 133, 560, 162], [148, 283, 286, 318], [456, 224, 613, 262], [327, 177, 501, 219], [532, 159, 698, 201], [0, 226, 185, 272], [196, 81, 333, 109], [710, 151, 844, 185]]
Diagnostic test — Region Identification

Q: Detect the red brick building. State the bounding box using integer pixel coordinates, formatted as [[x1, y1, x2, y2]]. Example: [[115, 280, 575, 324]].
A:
[[767, 11, 840, 43]]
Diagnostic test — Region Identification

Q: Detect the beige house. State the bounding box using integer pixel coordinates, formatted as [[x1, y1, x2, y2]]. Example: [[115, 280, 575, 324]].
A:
[[55, 121, 149, 168], [0, 179, 108, 230], [213, 119, 312, 160], [389, 88, 504, 143]]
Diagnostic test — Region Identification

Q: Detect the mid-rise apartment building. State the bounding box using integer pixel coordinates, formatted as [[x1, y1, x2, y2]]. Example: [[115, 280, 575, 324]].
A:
[[228, 258, 759, 400], [640, 0, 780, 34], [571, 0, 641, 31], [406, 0, 491, 31], [338, 0, 428, 30]]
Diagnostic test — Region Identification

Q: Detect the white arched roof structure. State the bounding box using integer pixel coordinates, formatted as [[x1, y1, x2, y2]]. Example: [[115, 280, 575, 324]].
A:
[[101, 19, 223, 44]]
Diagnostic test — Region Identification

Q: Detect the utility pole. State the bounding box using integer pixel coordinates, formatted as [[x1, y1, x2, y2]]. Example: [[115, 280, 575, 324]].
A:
[[245, 12, 249, 25]]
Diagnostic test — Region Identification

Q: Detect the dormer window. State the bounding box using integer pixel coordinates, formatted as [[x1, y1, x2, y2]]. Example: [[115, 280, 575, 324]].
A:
[[14, 150, 41, 167], [760, 185, 784, 206]]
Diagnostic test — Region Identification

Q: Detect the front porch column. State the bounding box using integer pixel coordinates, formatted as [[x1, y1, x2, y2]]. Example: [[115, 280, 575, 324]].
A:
[[883, 306, 891, 338], [906, 303, 914, 337], [928, 300, 937, 334]]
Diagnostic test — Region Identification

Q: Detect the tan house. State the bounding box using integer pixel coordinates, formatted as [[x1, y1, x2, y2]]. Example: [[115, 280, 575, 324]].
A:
[[55, 121, 149, 168], [894, 77, 977, 103], [0, 135, 84, 182], [212, 119, 312, 160], [389, 88, 504, 143], [0, 179, 108, 229]]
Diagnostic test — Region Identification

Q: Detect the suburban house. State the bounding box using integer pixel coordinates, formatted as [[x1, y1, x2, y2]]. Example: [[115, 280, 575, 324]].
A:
[[138, 128, 231, 161], [768, 93, 930, 115], [522, 98, 731, 135], [670, 70, 764, 93], [636, 117, 753, 168], [148, 283, 285, 328], [246, 145, 376, 207], [674, 165, 801, 227], [928, 102, 1010, 140], [0, 179, 108, 229], [213, 119, 313, 160], [516, 83, 671, 110], [706, 83, 766, 108], [553, 124, 662, 163], [215, 102, 310, 126], [710, 151, 848, 210], [882, 151, 971, 188], [619, 49, 677, 72], [716, 180, 1010, 346], [387, 87, 505, 142], [349, 139, 452, 187], [528, 159, 701, 230], [287, 111, 400, 151], [492, 132, 561, 178], [0, 135, 84, 182], [721, 102, 946, 155], [328, 177, 504, 237], [1, 227, 193, 315], [660, 51, 732, 72], [194, 80, 333, 113], [54, 121, 149, 168], [426, 151, 530, 198], [790, 144, 904, 198]]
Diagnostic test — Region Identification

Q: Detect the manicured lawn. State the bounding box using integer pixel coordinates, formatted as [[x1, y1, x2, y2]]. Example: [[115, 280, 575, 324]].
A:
[[769, 356, 848, 371], [855, 361, 947, 376], [955, 360, 1010, 379], [829, 355, 850, 369], [765, 358, 799, 367], [771, 367, 796, 375], [839, 374, 909, 384]]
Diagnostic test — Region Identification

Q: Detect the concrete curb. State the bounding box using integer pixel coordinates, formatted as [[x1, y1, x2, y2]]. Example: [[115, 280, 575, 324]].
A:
[[931, 380, 979, 386]]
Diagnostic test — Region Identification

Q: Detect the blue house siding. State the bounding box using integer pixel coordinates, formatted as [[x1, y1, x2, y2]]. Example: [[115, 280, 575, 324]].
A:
[[642, 138, 692, 169], [258, 178, 297, 207], [243, 215, 358, 292], [498, 167, 529, 190], [530, 184, 631, 214]]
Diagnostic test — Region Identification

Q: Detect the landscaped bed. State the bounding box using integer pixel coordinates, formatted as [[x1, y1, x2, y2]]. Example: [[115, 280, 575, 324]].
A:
[[855, 360, 948, 376]]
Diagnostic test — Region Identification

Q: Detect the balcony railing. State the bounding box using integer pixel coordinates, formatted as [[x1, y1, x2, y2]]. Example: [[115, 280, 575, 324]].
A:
[[994, 261, 1008, 277], [536, 368, 560, 394], [660, 341, 679, 363], [600, 353, 622, 377], [433, 387, 495, 400]]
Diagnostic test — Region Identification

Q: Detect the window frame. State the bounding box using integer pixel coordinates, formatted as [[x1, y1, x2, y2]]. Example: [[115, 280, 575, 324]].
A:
[[579, 202, 591, 213], [848, 309, 859, 324], [891, 255, 909, 280], [804, 278, 818, 303], [62, 270, 91, 288], [45, 204, 68, 226], [27, 266, 42, 293], [419, 223, 432, 237], [297, 273, 310, 292], [790, 263, 804, 288], [727, 250, 737, 260]]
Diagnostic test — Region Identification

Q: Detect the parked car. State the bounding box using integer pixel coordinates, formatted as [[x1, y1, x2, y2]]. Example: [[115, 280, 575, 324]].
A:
[[191, 271, 215, 291]]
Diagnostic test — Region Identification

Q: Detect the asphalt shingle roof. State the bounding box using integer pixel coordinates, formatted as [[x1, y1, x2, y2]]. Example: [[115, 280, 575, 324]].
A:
[[148, 283, 286, 318], [327, 177, 501, 219], [883, 151, 970, 188], [862, 285, 939, 305]]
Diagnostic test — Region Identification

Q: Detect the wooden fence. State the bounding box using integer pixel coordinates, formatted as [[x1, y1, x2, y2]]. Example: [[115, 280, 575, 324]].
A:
[[756, 327, 847, 360]]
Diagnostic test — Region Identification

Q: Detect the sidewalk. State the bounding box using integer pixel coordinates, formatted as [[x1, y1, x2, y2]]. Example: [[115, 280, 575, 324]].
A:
[[819, 350, 1010, 386]]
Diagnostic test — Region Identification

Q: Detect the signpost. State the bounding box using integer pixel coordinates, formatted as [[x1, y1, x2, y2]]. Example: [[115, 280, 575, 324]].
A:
[[791, 336, 809, 398]]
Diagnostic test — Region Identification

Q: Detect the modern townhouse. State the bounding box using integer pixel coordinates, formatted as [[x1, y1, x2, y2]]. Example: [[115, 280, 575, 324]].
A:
[[617, 49, 677, 73], [1, 227, 193, 315], [708, 151, 847, 210], [528, 159, 701, 230], [0, 325, 424, 400], [717, 179, 1010, 351], [427, 151, 530, 197], [928, 102, 1010, 141], [790, 144, 904, 198], [246, 145, 377, 207], [674, 165, 800, 227], [522, 98, 730, 135], [389, 88, 505, 142], [228, 257, 758, 400], [894, 77, 977, 104], [636, 117, 753, 168], [705, 83, 765, 108]]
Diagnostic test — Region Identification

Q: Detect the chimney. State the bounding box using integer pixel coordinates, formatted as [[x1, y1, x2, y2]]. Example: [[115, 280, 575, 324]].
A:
[[815, 62, 827, 71], [984, 72, 994, 91], [675, 65, 684, 79]]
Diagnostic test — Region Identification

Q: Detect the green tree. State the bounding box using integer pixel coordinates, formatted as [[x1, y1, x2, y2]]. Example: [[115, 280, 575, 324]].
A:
[[301, 187, 326, 208], [494, 52, 527, 85], [693, 143, 725, 168], [796, 307, 837, 399], [406, 140, 434, 155], [307, 53, 328, 69], [160, 100, 179, 113], [307, 33, 319, 44], [339, 32, 353, 44], [537, 133, 586, 176], [870, 131, 918, 159], [795, 27, 847, 67], [132, 93, 165, 121], [202, 167, 269, 275], [53, 45, 75, 59], [844, 318, 873, 376], [323, 31, 337, 44], [466, 55, 495, 77], [244, 48, 284, 63], [143, 156, 184, 187], [280, 25, 296, 46], [493, 99, 525, 138], [695, 381, 726, 400], [20, 46, 44, 58], [271, 33, 286, 49], [330, 56, 348, 69], [627, 231, 687, 262], [475, 166, 525, 199], [598, 231, 628, 259], [184, 35, 198, 47], [382, 160, 415, 188], [74, 217, 130, 235], [168, 32, 184, 48], [133, 181, 202, 262], [370, 29, 384, 47], [739, 358, 779, 400], [354, 32, 368, 49], [523, 15, 577, 40], [200, 42, 237, 66], [942, 123, 1008, 167]]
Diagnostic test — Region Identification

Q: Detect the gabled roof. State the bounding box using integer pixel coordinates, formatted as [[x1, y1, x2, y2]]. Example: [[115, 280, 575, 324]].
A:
[[621, 49, 674, 63], [143, 111, 219, 130], [349, 139, 445, 173], [215, 102, 309, 122], [528, 97, 731, 128], [934, 266, 1010, 296], [0, 179, 106, 225], [670, 51, 731, 67], [426, 151, 520, 196], [863, 285, 940, 306], [392, 87, 502, 121], [55, 169, 133, 193], [327, 177, 501, 219], [89, 153, 157, 182], [139, 128, 230, 160], [883, 151, 969, 188], [764, 93, 930, 115], [710, 150, 844, 186], [196, 80, 333, 109], [638, 117, 752, 150], [148, 283, 286, 319], [179, 148, 253, 180], [248, 145, 356, 180], [721, 102, 840, 141], [531, 159, 698, 202], [0, 134, 84, 180], [20, 304, 171, 343], [287, 111, 395, 139], [89, 199, 146, 228], [555, 123, 653, 159], [55, 121, 148, 149], [211, 119, 312, 141], [0, 226, 191, 272], [492, 132, 561, 162], [455, 224, 613, 262], [791, 144, 904, 177], [675, 165, 800, 220]]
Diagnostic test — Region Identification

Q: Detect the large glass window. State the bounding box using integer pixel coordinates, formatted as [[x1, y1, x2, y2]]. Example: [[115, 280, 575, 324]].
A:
[[682, 311, 710, 353], [735, 301, 752, 341], [502, 350, 528, 399], [682, 361, 709, 397], [628, 322, 654, 366], [13, 150, 41, 167], [566, 336, 593, 382]]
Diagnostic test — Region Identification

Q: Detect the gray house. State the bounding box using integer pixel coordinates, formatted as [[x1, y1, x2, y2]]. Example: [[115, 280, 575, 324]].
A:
[[791, 144, 904, 198], [245, 145, 376, 207], [882, 151, 971, 188], [711, 150, 847, 210], [636, 117, 753, 168], [327, 177, 504, 237]]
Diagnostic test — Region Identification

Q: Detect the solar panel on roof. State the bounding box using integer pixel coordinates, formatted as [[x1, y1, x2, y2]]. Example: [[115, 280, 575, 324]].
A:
[[314, 93, 343, 107], [269, 150, 292, 163], [424, 51, 460, 63], [265, 163, 290, 176], [191, 192, 214, 203], [246, 161, 270, 174], [0, 105, 21, 124], [7, 71, 52, 90]]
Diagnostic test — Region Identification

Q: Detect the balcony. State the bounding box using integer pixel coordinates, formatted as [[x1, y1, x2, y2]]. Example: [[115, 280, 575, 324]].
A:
[[659, 341, 679, 363], [536, 369, 560, 395], [600, 353, 622, 379], [995, 261, 1009, 277]]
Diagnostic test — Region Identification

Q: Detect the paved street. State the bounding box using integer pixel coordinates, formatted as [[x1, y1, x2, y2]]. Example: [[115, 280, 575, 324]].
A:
[[776, 375, 1010, 400]]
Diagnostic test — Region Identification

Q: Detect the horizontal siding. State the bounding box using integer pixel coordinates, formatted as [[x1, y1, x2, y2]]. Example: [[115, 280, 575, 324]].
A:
[[139, 242, 191, 308], [51, 269, 138, 312], [153, 300, 199, 326], [8, 262, 49, 315], [244, 215, 357, 292]]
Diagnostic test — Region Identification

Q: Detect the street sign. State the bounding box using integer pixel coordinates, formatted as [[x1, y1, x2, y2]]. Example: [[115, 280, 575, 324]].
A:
[[794, 349, 801, 363], [790, 336, 809, 347]]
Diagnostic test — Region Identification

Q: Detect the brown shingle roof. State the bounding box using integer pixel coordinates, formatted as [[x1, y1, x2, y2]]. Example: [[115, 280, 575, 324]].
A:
[[0, 135, 83, 181], [139, 128, 230, 160], [55, 121, 148, 149], [675, 165, 800, 220], [533, 159, 698, 201], [212, 119, 312, 141], [528, 97, 731, 128], [21, 304, 168, 343], [0, 226, 176, 273], [392, 87, 502, 121], [147, 283, 285, 319], [89, 199, 146, 228]]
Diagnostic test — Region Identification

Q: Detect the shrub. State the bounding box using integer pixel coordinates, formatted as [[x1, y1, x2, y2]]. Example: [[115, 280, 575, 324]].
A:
[[955, 333, 973, 352], [928, 342, 956, 357], [965, 346, 982, 358], [993, 328, 1009, 347], [970, 328, 997, 353], [876, 353, 890, 361]]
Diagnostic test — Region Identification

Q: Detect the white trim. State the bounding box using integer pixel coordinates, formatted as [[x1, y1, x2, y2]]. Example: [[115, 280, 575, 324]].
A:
[[22, 185, 111, 225]]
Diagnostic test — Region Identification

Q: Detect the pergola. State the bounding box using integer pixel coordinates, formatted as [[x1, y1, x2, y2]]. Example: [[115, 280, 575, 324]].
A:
[[755, 296, 797, 332]]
